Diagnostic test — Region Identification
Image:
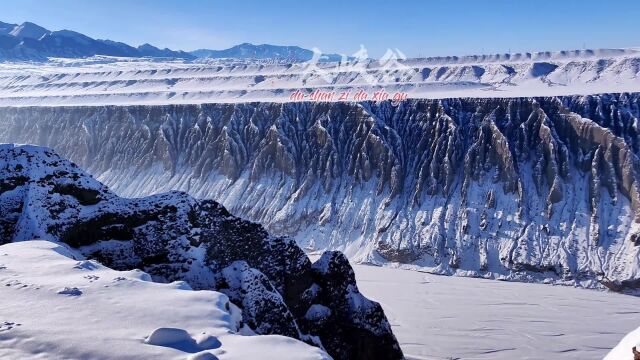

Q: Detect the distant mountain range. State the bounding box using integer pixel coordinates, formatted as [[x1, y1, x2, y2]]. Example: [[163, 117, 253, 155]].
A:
[[0, 21, 194, 61], [0, 20, 344, 62], [191, 43, 345, 62]]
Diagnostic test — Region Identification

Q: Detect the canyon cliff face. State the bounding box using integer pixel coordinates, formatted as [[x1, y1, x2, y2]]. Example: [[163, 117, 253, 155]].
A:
[[1, 94, 639, 291]]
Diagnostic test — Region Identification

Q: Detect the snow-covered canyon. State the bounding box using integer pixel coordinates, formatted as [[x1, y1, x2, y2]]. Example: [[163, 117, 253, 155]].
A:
[[2, 94, 640, 292], [1, 47, 640, 359]]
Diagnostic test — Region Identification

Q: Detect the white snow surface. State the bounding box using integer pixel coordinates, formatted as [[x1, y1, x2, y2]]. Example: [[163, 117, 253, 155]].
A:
[[352, 264, 640, 360], [0, 48, 639, 106], [606, 326, 640, 360], [0, 240, 330, 360]]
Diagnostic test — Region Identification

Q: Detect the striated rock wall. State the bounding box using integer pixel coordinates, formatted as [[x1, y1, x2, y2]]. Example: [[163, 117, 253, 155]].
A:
[[1, 94, 639, 291]]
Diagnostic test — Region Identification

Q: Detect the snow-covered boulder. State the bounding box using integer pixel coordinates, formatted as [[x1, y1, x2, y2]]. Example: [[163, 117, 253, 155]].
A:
[[0, 144, 403, 360], [0, 240, 329, 360]]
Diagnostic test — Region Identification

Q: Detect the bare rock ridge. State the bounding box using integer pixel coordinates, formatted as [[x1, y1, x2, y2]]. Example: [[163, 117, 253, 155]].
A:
[[0, 144, 403, 360], [0, 94, 639, 292]]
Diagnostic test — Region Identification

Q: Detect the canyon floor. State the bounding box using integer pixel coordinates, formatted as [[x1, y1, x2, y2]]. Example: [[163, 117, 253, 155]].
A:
[[353, 264, 640, 360]]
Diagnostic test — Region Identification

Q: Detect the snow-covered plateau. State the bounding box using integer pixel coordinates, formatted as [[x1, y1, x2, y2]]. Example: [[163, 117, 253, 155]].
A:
[[0, 48, 638, 106], [0, 240, 330, 360]]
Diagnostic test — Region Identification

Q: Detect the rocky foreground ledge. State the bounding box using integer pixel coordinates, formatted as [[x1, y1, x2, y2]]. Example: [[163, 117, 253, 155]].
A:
[[0, 144, 403, 360], [0, 240, 332, 359]]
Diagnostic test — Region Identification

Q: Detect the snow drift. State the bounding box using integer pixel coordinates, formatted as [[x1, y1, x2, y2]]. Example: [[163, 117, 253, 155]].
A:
[[605, 326, 640, 360], [0, 240, 330, 360]]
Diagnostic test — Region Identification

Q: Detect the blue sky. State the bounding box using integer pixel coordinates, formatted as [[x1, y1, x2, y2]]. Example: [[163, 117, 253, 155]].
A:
[[1, 0, 639, 58]]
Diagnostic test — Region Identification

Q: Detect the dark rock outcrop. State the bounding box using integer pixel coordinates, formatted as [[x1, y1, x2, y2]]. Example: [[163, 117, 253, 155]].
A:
[[0, 144, 403, 360], [303, 252, 402, 360]]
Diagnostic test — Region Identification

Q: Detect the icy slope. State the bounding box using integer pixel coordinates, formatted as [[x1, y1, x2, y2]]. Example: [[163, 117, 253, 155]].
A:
[[0, 144, 402, 360], [0, 48, 638, 105], [2, 95, 639, 292], [0, 240, 330, 360]]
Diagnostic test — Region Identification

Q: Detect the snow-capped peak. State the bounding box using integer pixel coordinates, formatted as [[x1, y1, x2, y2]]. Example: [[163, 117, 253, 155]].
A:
[[0, 21, 16, 35], [9, 21, 50, 40]]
